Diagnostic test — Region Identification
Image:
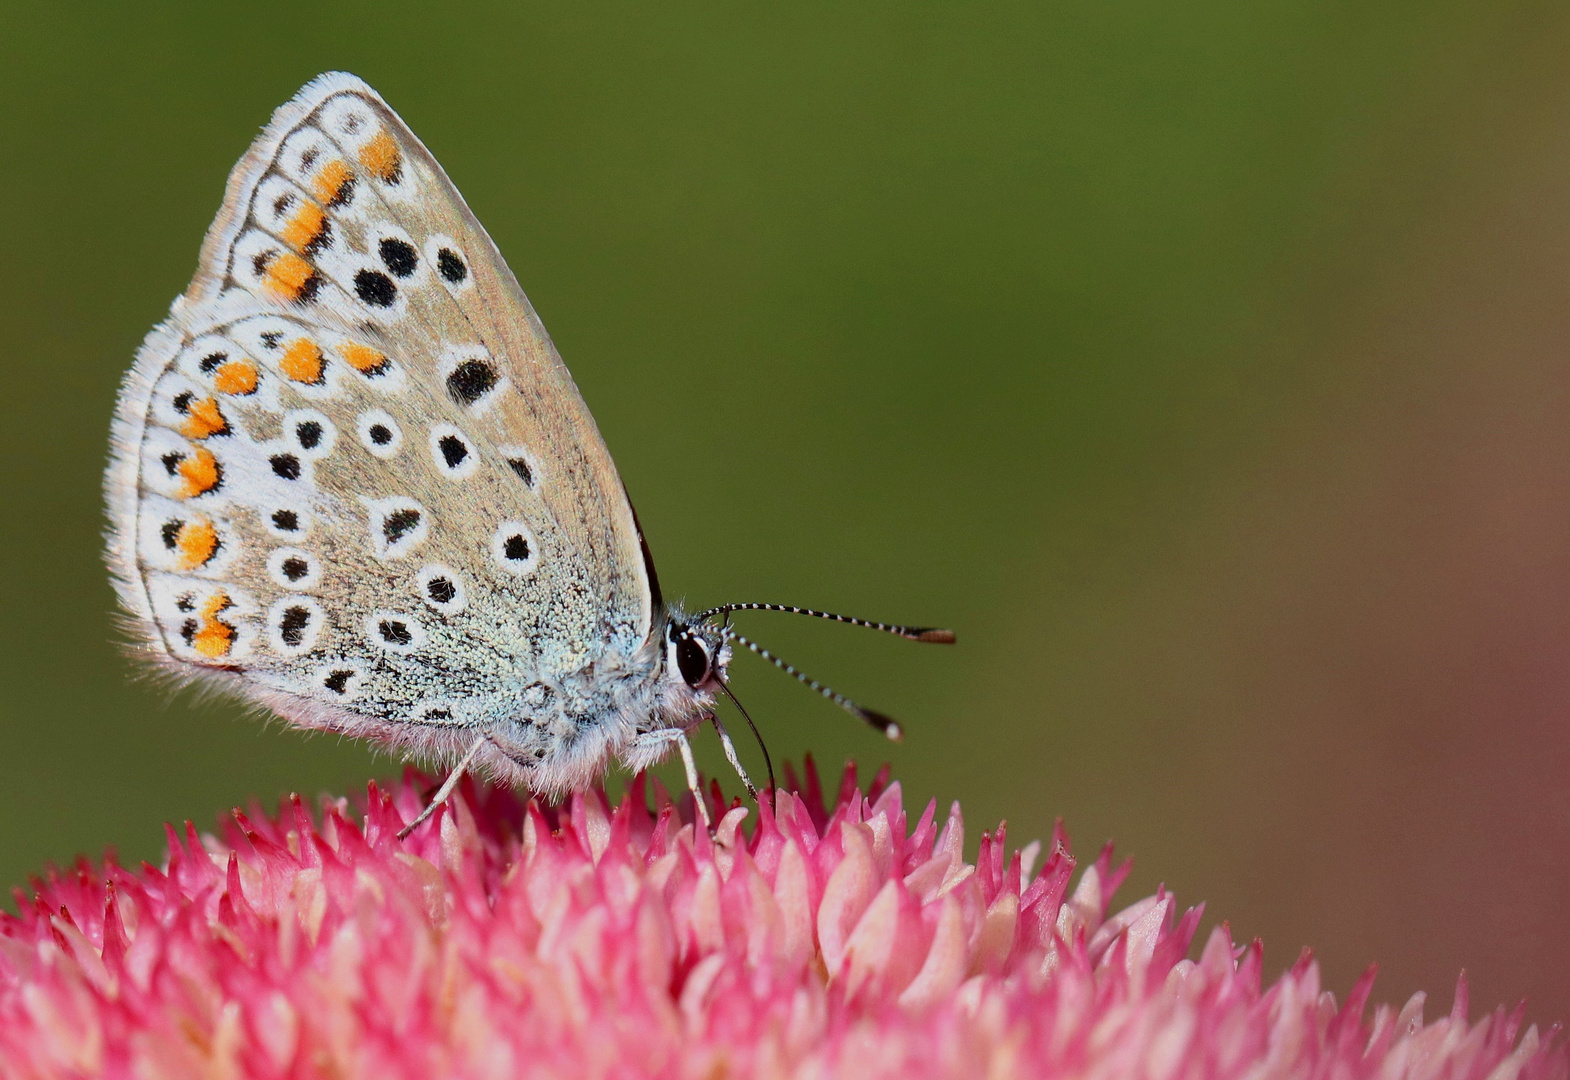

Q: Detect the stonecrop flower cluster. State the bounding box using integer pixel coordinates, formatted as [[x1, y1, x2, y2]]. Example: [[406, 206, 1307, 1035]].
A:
[[0, 760, 1562, 1079]]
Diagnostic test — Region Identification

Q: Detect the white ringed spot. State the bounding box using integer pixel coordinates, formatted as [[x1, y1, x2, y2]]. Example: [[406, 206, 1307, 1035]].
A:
[[267, 596, 325, 656], [428, 423, 478, 479], [491, 520, 540, 577], [425, 235, 473, 294], [265, 505, 311, 538], [416, 564, 467, 614], [266, 547, 321, 590], [366, 496, 429, 559], [365, 610, 426, 654], [372, 226, 425, 283], [315, 661, 366, 701], [437, 346, 507, 413], [284, 409, 336, 457], [357, 409, 403, 458], [497, 444, 541, 489]]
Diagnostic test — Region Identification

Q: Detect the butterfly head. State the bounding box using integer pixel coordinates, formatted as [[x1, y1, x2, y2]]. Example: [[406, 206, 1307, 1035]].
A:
[[665, 618, 730, 693]]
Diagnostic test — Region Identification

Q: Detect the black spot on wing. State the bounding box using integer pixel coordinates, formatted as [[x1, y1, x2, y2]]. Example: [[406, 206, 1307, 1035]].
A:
[[445, 359, 498, 407], [437, 248, 467, 283], [278, 605, 311, 648], [295, 421, 323, 450], [294, 273, 322, 305], [438, 434, 468, 468], [378, 619, 413, 647], [382, 508, 421, 543], [354, 269, 397, 307], [378, 238, 418, 278]]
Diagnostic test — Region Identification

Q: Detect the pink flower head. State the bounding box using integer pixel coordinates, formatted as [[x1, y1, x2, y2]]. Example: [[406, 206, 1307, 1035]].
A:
[[0, 759, 1562, 1079]]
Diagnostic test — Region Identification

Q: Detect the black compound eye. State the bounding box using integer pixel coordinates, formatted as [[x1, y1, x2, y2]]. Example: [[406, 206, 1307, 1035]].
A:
[[675, 633, 711, 688]]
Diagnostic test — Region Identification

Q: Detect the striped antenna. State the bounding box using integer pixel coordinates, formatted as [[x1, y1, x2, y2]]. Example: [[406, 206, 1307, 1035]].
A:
[[695, 603, 955, 644], [721, 628, 905, 741]]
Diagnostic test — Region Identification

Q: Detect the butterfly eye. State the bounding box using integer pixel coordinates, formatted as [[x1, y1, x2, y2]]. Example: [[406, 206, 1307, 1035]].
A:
[[675, 633, 712, 688]]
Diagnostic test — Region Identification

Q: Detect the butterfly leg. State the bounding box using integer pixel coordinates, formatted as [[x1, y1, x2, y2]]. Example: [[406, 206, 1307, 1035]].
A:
[[625, 727, 717, 835], [675, 731, 714, 833], [397, 735, 487, 839], [710, 713, 758, 801]]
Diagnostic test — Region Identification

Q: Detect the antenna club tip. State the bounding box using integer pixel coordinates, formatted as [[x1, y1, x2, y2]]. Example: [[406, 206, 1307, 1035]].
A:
[[916, 628, 957, 644], [857, 707, 905, 742]]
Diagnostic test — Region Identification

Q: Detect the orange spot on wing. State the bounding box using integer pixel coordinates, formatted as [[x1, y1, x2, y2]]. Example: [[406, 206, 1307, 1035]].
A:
[[177, 448, 220, 498], [192, 592, 234, 658], [338, 341, 388, 375], [358, 131, 402, 182], [311, 159, 353, 206], [175, 519, 219, 569], [280, 201, 326, 251], [179, 396, 228, 439], [212, 360, 258, 395], [280, 338, 324, 384], [264, 252, 318, 303]]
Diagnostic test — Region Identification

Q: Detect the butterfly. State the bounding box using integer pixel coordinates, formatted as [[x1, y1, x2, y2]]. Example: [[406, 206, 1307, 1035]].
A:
[[105, 73, 952, 835]]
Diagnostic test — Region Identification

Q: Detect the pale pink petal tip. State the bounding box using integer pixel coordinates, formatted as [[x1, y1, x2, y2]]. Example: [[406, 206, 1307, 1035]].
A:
[[0, 758, 1562, 1078]]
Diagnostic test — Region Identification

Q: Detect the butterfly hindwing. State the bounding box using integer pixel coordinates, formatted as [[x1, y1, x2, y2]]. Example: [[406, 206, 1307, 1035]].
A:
[[106, 73, 653, 738]]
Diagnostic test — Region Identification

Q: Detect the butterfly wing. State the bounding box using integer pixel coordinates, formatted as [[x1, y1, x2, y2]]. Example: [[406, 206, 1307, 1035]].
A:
[[106, 73, 655, 741]]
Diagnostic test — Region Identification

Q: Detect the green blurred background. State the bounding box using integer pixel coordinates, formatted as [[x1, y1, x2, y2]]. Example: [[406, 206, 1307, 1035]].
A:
[[5, 0, 1570, 1022]]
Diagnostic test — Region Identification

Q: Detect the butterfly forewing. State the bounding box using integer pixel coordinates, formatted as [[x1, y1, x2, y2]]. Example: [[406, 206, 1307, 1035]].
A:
[[107, 73, 653, 736]]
